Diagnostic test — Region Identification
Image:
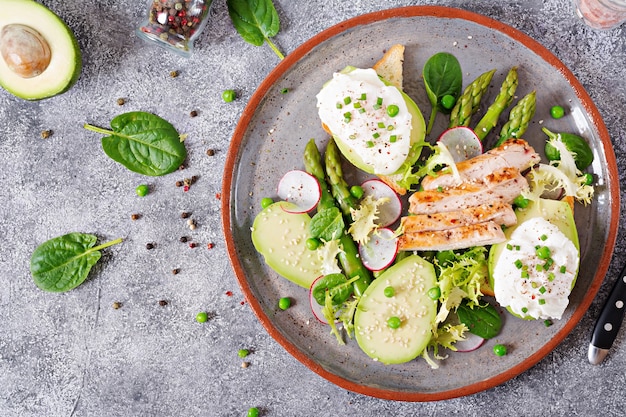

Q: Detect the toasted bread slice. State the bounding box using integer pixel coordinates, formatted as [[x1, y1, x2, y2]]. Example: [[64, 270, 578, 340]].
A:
[[373, 44, 408, 194], [373, 44, 405, 90]]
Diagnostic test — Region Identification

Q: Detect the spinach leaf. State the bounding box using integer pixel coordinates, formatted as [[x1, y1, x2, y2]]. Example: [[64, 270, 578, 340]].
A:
[[84, 112, 187, 176], [456, 300, 502, 339], [30, 233, 123, 292], [423, 52, 463, 134], [310, 207, 345, 242], [226, 0, 285, 60]]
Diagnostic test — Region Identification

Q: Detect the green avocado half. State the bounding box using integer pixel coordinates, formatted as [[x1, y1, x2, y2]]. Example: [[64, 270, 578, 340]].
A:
[[0, 0, 81, 100]]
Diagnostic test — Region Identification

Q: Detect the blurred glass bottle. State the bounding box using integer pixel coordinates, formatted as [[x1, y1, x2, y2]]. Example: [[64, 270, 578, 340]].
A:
[[573, 0, 626, 29], [137, 0, 213, 57]]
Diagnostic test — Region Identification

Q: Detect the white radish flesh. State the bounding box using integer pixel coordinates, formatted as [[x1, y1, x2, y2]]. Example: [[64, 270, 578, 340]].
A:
[[277, 170, 321, 213], [360, 179, 402, 227], [438, 126, 483, 163], [359, 228, 398, 271]]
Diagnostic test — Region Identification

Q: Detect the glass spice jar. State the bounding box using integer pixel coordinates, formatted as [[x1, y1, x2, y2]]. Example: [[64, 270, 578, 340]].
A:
[[136, 0, 213, 57]]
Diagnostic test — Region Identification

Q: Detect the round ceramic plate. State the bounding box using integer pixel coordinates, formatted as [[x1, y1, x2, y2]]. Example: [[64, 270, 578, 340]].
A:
[[221, 6, 619, 401]]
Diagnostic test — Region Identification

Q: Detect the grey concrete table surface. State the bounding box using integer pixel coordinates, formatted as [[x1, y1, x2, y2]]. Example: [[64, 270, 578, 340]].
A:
[[1, 0, 625, 416]]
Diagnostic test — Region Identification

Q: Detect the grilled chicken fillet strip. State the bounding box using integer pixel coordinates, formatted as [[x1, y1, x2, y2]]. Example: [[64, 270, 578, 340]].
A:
[[398, 221, 506, 252], [408, 167, 528, 215], [401, 201, 516, 233], [421, 138, 540, 190]]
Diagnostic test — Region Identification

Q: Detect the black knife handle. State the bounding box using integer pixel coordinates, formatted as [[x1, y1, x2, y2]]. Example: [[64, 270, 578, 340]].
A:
[[590, 265, 626, 350]]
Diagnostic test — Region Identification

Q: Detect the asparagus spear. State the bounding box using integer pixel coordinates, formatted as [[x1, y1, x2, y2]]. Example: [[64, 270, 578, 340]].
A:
[[303, 139, 371, 296], [474, 67, 519, 141], [449, 69, 496, 128], [494, 90, 536, 147], [324, 138, 359, 218]]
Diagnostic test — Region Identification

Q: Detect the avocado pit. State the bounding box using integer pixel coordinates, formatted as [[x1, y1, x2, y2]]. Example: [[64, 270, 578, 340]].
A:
[[0, 24, 51, 78]]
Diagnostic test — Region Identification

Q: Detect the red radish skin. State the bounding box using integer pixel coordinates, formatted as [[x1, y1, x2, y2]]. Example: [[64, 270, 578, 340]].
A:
[[277, 170, 321, 213], [438, 126, 483, 163], [360, 179, 403, 227], [454, 332, 486, 352], [309, 275, 334, 324]]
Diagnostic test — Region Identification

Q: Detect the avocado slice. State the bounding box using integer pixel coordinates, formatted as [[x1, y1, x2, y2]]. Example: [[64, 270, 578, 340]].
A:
[[251, 201, 325, 289], [354, 254, 437, 364], [0, 0, 81, 100], [488, 198, 579, 319]]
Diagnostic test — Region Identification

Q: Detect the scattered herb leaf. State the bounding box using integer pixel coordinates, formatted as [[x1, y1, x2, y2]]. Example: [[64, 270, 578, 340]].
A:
[[226, 0, 285, 60], [422, 52, 463, 134], [84, 111, 187, 176], [456, 300, 502, 339], [30, 233, 123, 292], [309, 206, 345, 241]]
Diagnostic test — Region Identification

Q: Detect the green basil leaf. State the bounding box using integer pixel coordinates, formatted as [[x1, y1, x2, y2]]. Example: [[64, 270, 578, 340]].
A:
[[226, 0, 284, 59], [30, 233, 123, 292], [84, 112, 186, 176], [423, 52, 463, 133], [456, 301, 502, 339], [310, 207, 344, 242]]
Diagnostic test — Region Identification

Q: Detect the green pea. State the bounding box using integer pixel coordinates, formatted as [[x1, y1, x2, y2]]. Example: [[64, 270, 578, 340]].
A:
[[493, 344, 507, 356], [350, 185, 364, 199], [386, 104, 400, 117], [247, 407, 259, 417], [305, 238, 321, 251], [238, 349, 250, 358], [387, 316, 402, 329], [550, 105, 565, 119], [278, 297, 291, 310], [427, 286, 441, 300], [583, 172, 594, 185], [222, 89, 236, 103], [260, 197, 274, 208], [441, 94, 456, 110], [383, 286, 395, 298], [513, 195, 529, 208], [135, 184, 149, 197], [195, 311, 208, 323]]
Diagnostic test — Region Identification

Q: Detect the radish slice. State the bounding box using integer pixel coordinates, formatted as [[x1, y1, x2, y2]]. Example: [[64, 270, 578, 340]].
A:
[[454, 332, 485, 352], [358, 228, 398, 271], [360, 179, 402, 227], [277, 170, 321, 213], [437, 126, 483, 163]]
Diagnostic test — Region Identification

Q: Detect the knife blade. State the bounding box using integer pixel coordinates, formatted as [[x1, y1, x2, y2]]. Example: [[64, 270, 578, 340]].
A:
[[588, 262, 626, 365]]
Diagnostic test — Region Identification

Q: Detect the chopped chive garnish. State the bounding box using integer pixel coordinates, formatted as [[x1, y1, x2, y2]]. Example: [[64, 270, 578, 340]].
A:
[[521, 270, 529, 279], [514, 259, 523, 269], [366, 140, 374, 148], [540, 234, 548, 241], [548, 272, 555, 281], [389, 135, 397, 143], [506, 244, 513, 250], [560, 265, 567, 274], [372, 132, 380, 139], [359, 93, 367, 100], [515, 245, 521, 251], [538, 299, 546, 305], [377, 122, 385, 128], [336, 102, 343, 109], [376, 97, 383, 106], [536, 264, 543, 271], [373, 103, 381, 110], [358, 108, 366, 113], [387, 125, 395, 131], [544, 319, 553, 327], [353, 102, 361, 109], [539, 286, 547, 294], [544, 258, 554, 270], [531, 281, 539, 289], [344, 96, 351, 105], [521, 307, 528, 313]]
